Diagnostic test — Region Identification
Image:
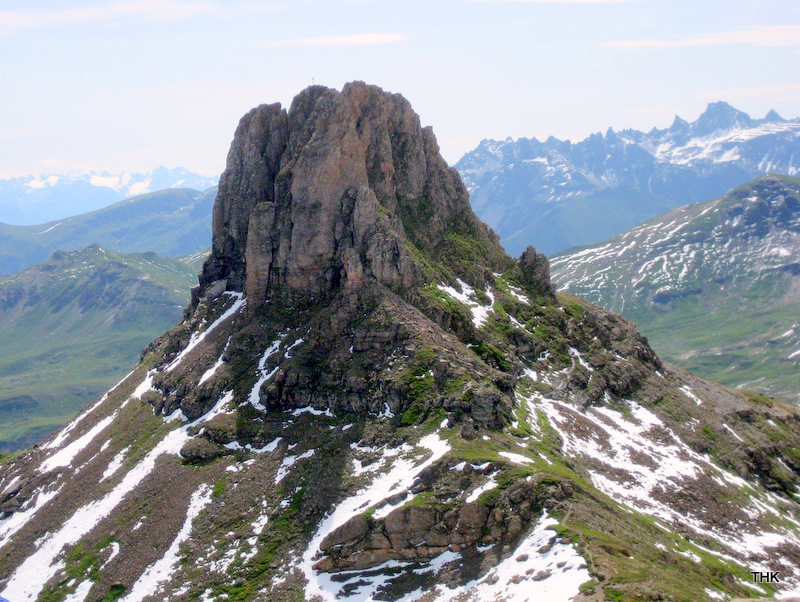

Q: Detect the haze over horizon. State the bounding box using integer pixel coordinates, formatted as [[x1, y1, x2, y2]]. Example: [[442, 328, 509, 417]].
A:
[[1, 0, 799, 179]]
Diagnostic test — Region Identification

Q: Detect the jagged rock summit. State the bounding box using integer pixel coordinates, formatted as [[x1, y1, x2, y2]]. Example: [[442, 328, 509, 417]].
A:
[[168, 81, 517, 428], [202, 81, 505, 306], [2, 83, 800, 602], [457, 100, 800, 256]]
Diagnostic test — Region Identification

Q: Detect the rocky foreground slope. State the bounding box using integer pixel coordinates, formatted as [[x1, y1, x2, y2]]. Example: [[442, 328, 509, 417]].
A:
[[1, 83, 800, 601], [551, 174, 800, 404]]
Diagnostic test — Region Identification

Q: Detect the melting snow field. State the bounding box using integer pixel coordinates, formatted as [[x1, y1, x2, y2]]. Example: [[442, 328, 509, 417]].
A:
[[300, 433, 451, 601], [526, 391, 800, 593], [297, 433, 590, 602], [437, 279, 495, 328], [120, 484, 213, 602], [432, 512, 590, 602], [248, 337, 285, 411], [0, 484, 64, 545], [41, 369, 135, 451], [0, 389, 235, 601], [166, 292, 245, 372]]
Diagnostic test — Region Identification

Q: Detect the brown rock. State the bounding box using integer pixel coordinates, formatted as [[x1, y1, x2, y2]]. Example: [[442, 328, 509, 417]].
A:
[[517, 246, 554, 298], [384, 506, 439, 548], [349, 549, 393, 570], [200, 81, 505, 311], [450, 502, 490, 545], [319, 514, 370, 551]]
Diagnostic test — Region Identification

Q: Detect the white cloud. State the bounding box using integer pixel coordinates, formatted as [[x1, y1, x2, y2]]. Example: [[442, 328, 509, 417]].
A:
[[110, 0, 220, 22], [0, 1, 221, 34], [604, 25, 800, 49], [262, 33, 408, 48], [472, 0, 638, 3]]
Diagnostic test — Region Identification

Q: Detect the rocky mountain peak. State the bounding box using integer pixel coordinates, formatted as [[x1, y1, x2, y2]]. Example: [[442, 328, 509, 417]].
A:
[[764, 108, 786, 122], [201, 81, 503, 310], [157, 82, 527, 429], [3, 87, 800, 602], [668, 114, 689, 132], [692, 100, 753, 138]]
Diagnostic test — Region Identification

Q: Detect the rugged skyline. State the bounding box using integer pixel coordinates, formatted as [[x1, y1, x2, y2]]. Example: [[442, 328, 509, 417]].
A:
[[459, 100, 800, 255], [1, 0, 798, 178], [2, 82, 799, 602]]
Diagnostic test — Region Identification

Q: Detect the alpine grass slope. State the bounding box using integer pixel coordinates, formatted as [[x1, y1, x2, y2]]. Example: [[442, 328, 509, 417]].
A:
[[0, 245, 199, 453], [1, 83, 800, 602], [550, 174, 800, 405], [0, 186, 215, 276], [457, 102, 800, 255]]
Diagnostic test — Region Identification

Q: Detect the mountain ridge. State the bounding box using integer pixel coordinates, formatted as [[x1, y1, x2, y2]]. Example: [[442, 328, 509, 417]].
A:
[[0, 244, 199, 453], [457, 101, 800, 255], [0, 187, 215, 276], [1, 85, 799, 602], [550, 173, 800, 404], [0, 166, 218, 225]]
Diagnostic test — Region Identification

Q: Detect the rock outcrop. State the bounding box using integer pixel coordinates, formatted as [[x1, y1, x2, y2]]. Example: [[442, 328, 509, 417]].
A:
[[200, 82, 506, 309], [170, 82, 522, 428], [3, 84, 800, 602], [314, 471, 573, 572]]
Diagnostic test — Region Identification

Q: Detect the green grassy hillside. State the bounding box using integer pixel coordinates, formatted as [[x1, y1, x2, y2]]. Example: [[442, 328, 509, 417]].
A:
[[0, 187, 214, 275], [0, 245, 198, 451], [551, 174, 800, 403]]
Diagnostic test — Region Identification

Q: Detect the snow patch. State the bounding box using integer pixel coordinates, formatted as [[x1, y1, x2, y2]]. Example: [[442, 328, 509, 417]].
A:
[[249, 337, 284, 411], [120, 484, 213, 601], [437, 279, 495, 328], [498, 451, 535, 465], [224, 437, 282, 454], [275, 450, 316, 484], [166, 292, 245, 372], [0, 485, 63, 545], [63, 580, 94, 601], [301, 434, 451, 600], [284, 337, 305, 358], [42, 369, 135, 451], [465, 473, 498, 503], [39, 414, 116, 473], [680, 385, 703, 405], [435, 512, 590, 602], [198, 355, 225, 385], [101, 541, 121, 568], [292, 406, 334, 417], [100, 446, 129, 482], [38, 221, 64, 234]]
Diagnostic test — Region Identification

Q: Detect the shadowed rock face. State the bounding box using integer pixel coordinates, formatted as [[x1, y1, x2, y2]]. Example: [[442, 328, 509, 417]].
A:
[[201, 82, 501, 309]]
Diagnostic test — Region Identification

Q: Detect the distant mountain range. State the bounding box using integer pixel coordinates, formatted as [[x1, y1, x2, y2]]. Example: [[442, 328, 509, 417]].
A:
[[550, 174, 800, 403], [3, 84, 800, 602], [0, 245, 200, 452], [0, 166, 218, 225], [457, 102, 800, 255], [0, 187, 215, 275]]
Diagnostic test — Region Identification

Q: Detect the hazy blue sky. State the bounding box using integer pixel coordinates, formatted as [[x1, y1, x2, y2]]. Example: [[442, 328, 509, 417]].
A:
[[1, 0, 799, 178]]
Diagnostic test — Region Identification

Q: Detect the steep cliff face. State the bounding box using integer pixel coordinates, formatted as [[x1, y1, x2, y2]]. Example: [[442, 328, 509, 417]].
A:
[[2, 84, 800, 602], [201, 82, 504, 308], [183, 82, 516, 428]]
